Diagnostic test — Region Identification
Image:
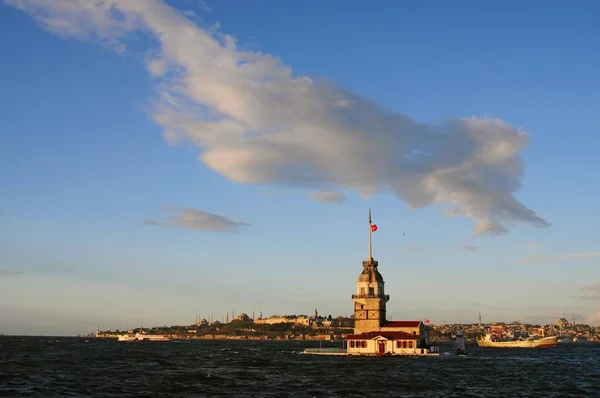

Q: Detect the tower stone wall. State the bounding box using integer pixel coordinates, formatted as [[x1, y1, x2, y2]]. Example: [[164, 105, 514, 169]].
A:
[[352, 258, 390, 334]]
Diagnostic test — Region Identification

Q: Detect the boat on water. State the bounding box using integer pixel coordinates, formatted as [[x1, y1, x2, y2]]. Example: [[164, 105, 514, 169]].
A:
[[453, 330, 467, 355], [117, 330, 171, 342], [558, 336, 578, 344], [477, 333, 558, 348]]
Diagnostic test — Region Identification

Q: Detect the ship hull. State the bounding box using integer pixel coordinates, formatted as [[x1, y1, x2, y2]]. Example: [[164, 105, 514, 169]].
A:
[[117, 333, 171, 342], [476, 336, 558, 348]]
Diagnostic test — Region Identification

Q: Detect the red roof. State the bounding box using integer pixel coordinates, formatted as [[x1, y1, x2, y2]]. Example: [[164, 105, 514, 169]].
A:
[[346, 331, 419, 340], [384, 320, 421, 328]]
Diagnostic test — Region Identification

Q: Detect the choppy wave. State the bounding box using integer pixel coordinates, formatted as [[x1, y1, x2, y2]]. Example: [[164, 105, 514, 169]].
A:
[[1, 337, 599, 397]]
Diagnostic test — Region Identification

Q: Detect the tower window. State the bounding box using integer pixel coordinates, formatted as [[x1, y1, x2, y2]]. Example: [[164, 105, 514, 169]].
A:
[[369, 287, 374, 295]]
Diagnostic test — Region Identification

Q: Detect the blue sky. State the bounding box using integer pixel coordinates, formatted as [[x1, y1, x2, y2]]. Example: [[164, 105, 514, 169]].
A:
[[1, 0, 599, 335]]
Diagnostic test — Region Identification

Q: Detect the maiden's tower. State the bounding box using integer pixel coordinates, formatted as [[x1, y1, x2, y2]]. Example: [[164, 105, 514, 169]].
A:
[[344, 210, 439, 355], [351, 209, 389, 334], [304, 210, 440, 356]]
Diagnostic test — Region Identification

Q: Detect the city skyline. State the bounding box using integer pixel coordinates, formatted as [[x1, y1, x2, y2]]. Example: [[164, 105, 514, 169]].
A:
[[1, 0, 599, 335]]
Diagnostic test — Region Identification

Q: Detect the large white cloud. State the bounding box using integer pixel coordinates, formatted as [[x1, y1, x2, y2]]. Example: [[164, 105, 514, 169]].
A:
[[6, 0, 551, 236]]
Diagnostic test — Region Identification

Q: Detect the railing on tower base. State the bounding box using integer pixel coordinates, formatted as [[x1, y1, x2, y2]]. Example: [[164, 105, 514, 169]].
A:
[[351, 294, 390, 300]]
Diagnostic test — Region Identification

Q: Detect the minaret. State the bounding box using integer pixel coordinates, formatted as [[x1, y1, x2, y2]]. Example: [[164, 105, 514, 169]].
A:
[[351, 209, 390, 334], [478, 312, 482, 327]]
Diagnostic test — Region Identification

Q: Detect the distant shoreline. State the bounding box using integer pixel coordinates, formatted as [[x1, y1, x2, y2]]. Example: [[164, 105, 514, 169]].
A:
[[0, 334, 344, 341], [96, 334, 344, 341]]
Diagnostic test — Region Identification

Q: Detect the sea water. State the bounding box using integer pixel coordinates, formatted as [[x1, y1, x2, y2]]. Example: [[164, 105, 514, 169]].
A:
[[1, 337, 599, 397]]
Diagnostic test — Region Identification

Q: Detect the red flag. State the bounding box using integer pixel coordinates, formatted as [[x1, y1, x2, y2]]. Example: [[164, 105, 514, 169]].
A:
[[371, 224, 378, 232], [425, 319, 430, 324]]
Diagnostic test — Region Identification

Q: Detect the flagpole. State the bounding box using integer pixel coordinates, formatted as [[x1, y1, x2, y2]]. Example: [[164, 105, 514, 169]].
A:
[[368, 208, 372, 260]]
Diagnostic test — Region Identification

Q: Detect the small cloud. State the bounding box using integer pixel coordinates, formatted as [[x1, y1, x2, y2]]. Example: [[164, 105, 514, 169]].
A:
[[524, 315, 564, 325], [182, 10, 199, 20], [407, 243, 421, 252], [483, 111, 500, 118], [307, 190, 346, 204], [518, 252, 600, 265], [181, 0, 211, 13], [457, 244, 479, 252], [571, 284, 600, 301], [144, 207, 250, 233], [579, 296, 600, 301], [586, 312, 600, 326], [527, 240, 542, 249], [0, 270, 25, 278], [196, 0, 211, 12]]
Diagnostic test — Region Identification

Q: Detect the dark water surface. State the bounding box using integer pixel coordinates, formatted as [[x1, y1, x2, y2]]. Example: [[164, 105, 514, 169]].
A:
[[1, 337, 599, 397]]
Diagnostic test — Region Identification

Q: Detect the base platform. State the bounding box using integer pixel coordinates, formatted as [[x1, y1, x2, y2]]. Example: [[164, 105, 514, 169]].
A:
[[301, 347, 441, 357]]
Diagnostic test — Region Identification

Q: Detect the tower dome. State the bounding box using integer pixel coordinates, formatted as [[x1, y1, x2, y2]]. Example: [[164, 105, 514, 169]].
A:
[[357, 263, 384, 283]]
